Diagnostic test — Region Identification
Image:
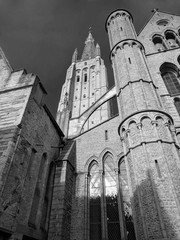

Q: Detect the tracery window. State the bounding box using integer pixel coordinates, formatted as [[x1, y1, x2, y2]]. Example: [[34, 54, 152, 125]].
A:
[[160, 63, 180, 96], [103, 154, 121, 240], [89, 162, 101, 240], [119, 158, 136, 240], [88, 154, 121, 240]]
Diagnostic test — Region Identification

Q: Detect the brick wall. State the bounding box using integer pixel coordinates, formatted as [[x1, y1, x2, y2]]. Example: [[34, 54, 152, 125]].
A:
[[0, 77, 63, 239]]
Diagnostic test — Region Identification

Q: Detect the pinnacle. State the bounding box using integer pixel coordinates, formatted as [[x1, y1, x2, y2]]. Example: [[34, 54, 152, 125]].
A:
[[85, 31, 94, 43]]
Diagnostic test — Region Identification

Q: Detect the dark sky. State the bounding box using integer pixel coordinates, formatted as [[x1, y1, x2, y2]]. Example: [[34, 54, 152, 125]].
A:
[[0, 0, 179, 116]]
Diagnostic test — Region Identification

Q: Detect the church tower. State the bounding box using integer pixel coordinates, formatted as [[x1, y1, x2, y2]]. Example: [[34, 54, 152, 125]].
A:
[[106, 9, 180, 239], [56, 31, 110, 137]]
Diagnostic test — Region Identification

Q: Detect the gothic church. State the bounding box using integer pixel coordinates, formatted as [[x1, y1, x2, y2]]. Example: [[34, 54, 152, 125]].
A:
[[0, 8, 180, 240]]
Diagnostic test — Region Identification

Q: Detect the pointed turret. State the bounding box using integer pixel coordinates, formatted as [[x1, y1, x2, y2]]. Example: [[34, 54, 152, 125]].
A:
[[95, 43, 101, 57], [81, 31, 96, 60], [72, 48, 78, 63]]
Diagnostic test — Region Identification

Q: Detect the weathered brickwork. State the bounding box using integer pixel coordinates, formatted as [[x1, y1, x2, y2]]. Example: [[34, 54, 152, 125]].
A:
[[0, 56, 64, 239], [69, 116, 123, 240], [48, 140, 75, 240]]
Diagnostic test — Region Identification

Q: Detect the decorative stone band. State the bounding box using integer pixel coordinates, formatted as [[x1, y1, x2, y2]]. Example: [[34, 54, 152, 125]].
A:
[[118, 109, 174, 136], [109, 39, 145, 62], [105, 9, 133, 32], [121, 139, 179, 156], [116, 78, 158, 97]]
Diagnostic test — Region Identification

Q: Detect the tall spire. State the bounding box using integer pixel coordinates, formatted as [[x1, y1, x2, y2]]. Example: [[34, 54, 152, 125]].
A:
[[81, 30, 96, 60]]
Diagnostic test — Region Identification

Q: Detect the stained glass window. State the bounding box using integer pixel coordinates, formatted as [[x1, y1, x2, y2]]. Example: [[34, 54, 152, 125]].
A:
[[104, 155, 121, 240], [119, 159, 136, 240], [89, 163, 101, 240]]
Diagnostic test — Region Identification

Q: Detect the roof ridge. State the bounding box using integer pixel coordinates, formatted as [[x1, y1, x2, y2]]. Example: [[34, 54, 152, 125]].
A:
[[138, 9, 180, 36]]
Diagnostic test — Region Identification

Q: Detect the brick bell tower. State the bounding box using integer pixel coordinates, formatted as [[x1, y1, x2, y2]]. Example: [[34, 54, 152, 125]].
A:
[[56, 31, 109, 138], [106, 9, 180, 239]]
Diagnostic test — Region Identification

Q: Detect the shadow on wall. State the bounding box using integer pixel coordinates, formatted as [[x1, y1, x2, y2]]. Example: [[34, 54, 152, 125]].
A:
[[131, 169, 179, 240], [48, 139, 76, 240]]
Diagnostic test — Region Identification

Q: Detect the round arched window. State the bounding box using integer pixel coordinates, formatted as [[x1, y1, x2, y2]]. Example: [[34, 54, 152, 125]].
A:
[[160, 63, 180, 96], [152, 35, 166, 51], [165, 31, 179, 48]]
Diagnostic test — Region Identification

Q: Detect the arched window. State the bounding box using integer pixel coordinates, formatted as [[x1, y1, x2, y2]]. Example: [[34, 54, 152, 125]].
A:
[[89, 162, 101, 240], [174, 97, 180, 116], [28, 153, 47, 228], [165, 31, 179, 48], [40, 162, 55, 230], [160, 63, 180, 96], [76, 75, 80, 82], [88, 154, 121, 240], [103, 154, 121, 239], [152, 35, 166, 51], [119, 158, 136, 240], [84, 73, 87, 83]]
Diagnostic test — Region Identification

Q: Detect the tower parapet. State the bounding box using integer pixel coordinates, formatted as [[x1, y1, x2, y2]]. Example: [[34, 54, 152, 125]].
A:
[[105, 9, 136, 49]]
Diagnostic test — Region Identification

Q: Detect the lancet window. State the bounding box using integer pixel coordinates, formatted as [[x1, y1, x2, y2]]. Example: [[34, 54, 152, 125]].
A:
[[89, 162, 101, 240], [88, 154, 136, 239], [88, 153, 121, 240], [119, 158, 136, 240]]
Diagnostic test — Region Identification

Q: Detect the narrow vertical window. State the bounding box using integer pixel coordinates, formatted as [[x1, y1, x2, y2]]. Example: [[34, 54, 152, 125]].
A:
[[40, 162, 55, 230], [128, 58, 131, 64], [28, 153, 47, 227], [105, 130, 108, 140], [84, 73, 87, 83], [155, 160, 162, 178], [89, 163, 101, 240], [76, 75, 80, 82]]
